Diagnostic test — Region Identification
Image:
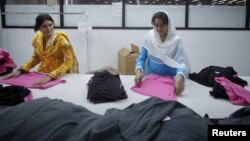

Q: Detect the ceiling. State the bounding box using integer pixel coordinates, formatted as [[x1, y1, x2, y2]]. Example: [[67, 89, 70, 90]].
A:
[[125, 0, 247, 5], [5, 0, 247, 6], [90, 0, 247, 6]]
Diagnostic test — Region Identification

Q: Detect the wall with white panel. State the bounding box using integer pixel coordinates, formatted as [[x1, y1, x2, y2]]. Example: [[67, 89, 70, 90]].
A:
[[87, 29, 250, 75], [1, 28, 250, 75]]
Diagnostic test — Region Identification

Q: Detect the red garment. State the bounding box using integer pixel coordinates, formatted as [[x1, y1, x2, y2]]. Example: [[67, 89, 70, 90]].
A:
[[0, 72, 65, 89], [215, 77, 250, 105], [131, 73, 176, 101]]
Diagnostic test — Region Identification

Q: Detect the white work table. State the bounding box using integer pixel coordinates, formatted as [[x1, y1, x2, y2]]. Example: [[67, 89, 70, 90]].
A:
[[4, 74, 250, 118]]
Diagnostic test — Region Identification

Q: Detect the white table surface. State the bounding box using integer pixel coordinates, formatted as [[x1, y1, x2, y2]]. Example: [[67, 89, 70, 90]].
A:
[[3, 74, 250, 118]]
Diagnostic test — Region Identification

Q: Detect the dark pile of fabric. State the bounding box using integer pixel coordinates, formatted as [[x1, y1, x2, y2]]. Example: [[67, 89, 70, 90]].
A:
[[0, 97, 249, 141], [189, 66, 249, 105], [87, 70, 127, 103], [0, 84, 32, 106]]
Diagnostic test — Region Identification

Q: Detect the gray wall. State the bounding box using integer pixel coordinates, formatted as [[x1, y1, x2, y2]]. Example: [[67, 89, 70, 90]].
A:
[[1, 28, 250, 75]]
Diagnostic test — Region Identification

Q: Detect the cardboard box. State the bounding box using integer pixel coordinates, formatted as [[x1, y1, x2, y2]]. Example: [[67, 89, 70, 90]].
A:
[[118, 44, 140, 75]]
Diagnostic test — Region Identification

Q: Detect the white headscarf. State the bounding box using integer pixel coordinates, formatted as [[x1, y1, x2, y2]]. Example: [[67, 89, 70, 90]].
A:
[[142, 11, 191, 73]]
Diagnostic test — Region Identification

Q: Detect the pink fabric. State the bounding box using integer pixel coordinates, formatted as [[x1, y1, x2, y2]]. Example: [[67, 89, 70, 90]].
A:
[[24, 93, 34, 102], [131, 73, 176, 101], [215, 77, 250, 105], [0, 72, 65, 89], [0, 48, 17, 73]]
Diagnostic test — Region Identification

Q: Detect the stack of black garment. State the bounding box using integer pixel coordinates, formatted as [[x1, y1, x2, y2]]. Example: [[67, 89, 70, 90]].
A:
[[87, 70, 127, 103], [0, 84, 31, 106], [189, 66, 248, 100]]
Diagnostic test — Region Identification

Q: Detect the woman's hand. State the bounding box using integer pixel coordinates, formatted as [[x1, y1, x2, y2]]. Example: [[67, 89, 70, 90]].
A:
[[32, 75, 52, 87], [1, 70, 21, 79], [175, 74, 184, 95], [134, 68, 143, 87]]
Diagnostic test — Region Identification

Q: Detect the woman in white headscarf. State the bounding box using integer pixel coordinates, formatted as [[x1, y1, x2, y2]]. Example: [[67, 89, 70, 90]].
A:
[[134, 11, 191, 95]]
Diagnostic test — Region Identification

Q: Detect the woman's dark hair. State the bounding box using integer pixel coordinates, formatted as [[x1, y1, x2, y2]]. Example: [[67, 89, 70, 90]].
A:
[[151, 11, 169, 25], [34, 14, 54, 32]]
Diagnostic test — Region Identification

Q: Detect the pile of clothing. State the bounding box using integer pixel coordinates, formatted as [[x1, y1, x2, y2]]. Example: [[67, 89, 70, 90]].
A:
[[189, 66, 249, 105], [0, 84, 33, 106], [87, 70, 127, 103], [0, 48, 16, 76]]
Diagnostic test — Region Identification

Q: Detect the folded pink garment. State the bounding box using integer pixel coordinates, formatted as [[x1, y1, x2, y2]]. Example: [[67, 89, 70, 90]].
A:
[[131, 73, 176, 101], [0, 72, 65, 89]]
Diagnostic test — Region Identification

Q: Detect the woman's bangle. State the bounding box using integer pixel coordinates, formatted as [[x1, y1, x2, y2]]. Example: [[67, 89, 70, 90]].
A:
[[17, 68, 26, 74]]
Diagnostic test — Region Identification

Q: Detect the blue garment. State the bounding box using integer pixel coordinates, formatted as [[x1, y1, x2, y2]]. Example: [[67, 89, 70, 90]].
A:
[[136, 47, 187, 77]]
